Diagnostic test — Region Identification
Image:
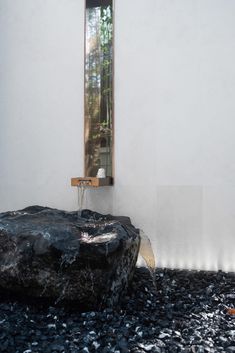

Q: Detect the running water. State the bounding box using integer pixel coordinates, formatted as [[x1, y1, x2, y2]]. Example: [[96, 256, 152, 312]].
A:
[[77, 185, 86, 216], [139, 229, 157, 290], [76, 189, 156, 288]]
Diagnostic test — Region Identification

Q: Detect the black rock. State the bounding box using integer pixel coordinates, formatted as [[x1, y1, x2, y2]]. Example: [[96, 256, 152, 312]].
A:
[[0, 206, 140, 310], [49, 344, 65, 352], [1, 245, 235, 353]]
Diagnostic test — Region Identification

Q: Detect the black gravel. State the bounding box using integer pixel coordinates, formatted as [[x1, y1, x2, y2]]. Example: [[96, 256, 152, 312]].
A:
[[0, 267, 235, 353]]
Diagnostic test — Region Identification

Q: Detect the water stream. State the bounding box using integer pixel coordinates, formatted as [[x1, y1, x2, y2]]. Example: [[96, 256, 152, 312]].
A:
[[77, 185, 86, 216], [139, 230, 157, 290]]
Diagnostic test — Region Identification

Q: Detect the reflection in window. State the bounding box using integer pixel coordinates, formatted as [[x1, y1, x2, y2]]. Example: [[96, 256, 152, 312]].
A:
[[85, 0, 113, 177]]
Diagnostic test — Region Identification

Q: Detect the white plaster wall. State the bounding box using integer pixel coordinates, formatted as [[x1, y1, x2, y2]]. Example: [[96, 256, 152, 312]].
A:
[[0, 0, 84, 210], [1, 0, 235, 271], [89, 0, 235, 271]]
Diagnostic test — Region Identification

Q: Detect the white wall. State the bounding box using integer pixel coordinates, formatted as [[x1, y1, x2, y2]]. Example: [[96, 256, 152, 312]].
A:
[[1, 0, 235, 271], [0, 0, 84, 210]]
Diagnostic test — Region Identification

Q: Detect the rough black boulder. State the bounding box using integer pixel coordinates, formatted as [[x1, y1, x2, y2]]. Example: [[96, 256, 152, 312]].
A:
[[0, 206, 140, 310]]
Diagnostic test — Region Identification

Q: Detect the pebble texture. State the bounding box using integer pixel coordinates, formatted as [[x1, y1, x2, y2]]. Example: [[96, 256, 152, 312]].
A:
[[0, 206, 140, 309], [0, 267, 235, 352]]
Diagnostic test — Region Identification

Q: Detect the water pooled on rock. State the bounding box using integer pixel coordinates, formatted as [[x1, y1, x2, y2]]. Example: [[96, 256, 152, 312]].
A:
[[139, 230, 156, 289]]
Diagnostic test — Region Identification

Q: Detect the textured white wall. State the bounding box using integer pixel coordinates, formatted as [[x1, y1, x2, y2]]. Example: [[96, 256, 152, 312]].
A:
[[1, 0, 235, 271]]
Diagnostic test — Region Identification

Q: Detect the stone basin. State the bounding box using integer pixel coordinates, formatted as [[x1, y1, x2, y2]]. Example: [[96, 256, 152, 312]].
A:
[[0, 206, 140, 310]]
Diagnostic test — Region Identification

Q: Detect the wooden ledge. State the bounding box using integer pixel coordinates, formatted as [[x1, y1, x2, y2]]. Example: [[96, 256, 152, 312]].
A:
[[71, 177, 113, 188]]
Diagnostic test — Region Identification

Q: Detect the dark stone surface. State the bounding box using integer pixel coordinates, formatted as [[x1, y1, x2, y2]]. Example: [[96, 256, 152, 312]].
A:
[[0, 267, 235, 352], [0, 206, 140, 309]]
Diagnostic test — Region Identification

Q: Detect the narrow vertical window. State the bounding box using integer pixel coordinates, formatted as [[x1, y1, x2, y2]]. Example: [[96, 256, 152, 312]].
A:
[[85, 0, 114, 178]]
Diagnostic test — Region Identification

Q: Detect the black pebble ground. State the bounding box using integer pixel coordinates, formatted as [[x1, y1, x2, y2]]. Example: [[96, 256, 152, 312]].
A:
[[0, 267, 235, 353]]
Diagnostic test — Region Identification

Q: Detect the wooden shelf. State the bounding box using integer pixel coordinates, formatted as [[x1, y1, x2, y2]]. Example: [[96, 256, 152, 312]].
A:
[[71, 177, 113, 188]]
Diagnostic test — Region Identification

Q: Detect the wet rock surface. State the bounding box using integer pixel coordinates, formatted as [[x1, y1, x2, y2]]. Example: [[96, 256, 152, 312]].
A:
[[0, 267, 235, 352], [0, 206, 140, 309]]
